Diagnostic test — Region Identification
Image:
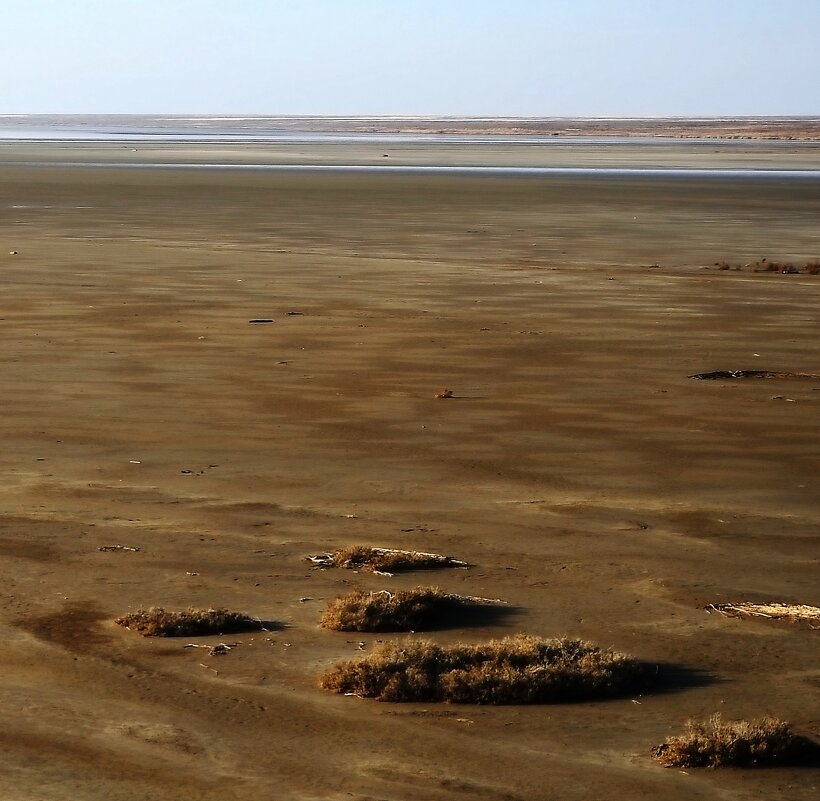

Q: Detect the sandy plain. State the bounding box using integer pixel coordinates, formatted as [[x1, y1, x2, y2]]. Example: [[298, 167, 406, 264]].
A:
[[1, 140, 819, 800]]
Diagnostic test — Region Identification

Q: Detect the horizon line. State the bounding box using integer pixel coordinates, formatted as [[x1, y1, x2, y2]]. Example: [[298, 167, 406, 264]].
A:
[[2, 113, 820, 122]]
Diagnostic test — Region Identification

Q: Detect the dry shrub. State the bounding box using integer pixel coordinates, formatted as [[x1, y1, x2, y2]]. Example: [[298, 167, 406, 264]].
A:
[[653, 714, 817, 768], [320, 587, 490, 632], [320, 634, 651, 703], [707, 602, 820, 623], [690, 370, 820, 381], [115, 607, 262, 637], [714, 259, 820, 274], [310, 546, 467, 573]]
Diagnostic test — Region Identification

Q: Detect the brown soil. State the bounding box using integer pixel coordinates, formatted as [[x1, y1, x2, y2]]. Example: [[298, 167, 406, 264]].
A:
[[0, 145, 818, 800]]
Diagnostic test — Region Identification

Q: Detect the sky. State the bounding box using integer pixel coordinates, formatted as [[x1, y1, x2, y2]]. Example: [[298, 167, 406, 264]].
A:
[[2, 0, 818, 116]]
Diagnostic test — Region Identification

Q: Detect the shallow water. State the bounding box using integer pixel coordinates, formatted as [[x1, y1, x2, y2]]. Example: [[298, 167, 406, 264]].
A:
[[3, 118, 819, 174], [9, 160, 820, 179], [0, 121, 817, 150]]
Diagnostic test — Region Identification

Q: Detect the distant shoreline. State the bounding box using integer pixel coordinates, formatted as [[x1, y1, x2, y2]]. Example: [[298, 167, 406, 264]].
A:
[[1, 115, 819, 141]]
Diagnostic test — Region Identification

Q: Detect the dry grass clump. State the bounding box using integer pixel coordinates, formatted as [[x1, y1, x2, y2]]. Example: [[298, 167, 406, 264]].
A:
[[320, 634, 651, 703], [689, 370, 820, 381], [309, 546, 467, 574], [652, 715, 817, 768], [320, 587, 494, 632], [115, 607, 262, 637], [713, 259, 820, 275], [706, 602, 820, 624]]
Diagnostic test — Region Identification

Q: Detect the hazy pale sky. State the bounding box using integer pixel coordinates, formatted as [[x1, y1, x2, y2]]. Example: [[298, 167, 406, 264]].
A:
[[3, 0, 818, 116]]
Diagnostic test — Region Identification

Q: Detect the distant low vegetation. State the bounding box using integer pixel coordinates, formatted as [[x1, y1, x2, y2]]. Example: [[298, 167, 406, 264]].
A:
[[714, 259, 820, 274], [321, 634, 651, 703]]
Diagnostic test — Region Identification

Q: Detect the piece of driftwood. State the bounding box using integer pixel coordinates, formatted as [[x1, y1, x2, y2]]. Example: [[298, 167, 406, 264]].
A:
[[185, 642, 239, 655]]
